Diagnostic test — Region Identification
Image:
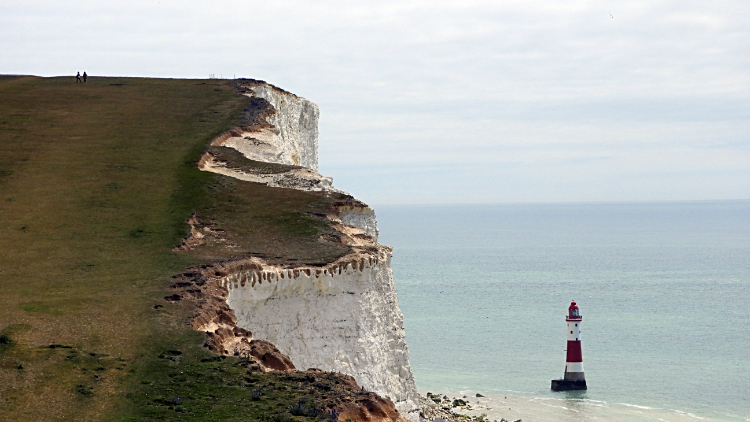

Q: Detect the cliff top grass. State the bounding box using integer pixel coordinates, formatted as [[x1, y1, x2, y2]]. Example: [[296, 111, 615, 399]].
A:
[[0, 75, 350, 421]]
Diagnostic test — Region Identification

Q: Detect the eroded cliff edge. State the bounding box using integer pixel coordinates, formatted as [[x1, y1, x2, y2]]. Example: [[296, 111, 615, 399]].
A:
[[175, 79, 418, 420]]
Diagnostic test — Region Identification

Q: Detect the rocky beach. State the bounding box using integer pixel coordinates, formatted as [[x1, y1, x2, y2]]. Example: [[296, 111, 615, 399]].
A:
[[418, 392, 522, 422]]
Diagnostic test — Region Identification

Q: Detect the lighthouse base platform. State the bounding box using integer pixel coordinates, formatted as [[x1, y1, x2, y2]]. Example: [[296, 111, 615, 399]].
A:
[[551, 379, 587, 391]]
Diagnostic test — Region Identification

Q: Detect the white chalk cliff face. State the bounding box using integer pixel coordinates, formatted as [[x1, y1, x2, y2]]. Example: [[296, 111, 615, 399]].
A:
[[214, 83, 319, 171], [222, 249, 416, 419], [338, 205, 379, 241], [199, 80, 418, 420]]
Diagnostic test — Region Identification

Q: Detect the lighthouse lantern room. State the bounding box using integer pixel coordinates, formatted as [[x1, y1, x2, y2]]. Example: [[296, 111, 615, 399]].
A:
[[551, 301, 588, 391]]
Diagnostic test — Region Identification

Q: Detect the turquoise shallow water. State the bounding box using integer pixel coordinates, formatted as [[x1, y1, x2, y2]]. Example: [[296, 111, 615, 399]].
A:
[[376, 201, 750, 422]]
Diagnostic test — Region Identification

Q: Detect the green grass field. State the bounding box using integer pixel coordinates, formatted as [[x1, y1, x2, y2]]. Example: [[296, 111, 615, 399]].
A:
[[0, 76, 351, 421]]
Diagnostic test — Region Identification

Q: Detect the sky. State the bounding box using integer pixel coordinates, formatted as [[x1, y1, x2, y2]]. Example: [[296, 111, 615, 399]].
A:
[[2, 0, 749, 204]]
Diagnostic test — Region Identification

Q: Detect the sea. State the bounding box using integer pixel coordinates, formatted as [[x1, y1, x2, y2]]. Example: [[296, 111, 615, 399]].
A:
[[376, 201, 750, 422]]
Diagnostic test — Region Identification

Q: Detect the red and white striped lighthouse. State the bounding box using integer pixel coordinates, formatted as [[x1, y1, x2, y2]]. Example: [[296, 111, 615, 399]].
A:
[[551, 301, 588, 391]]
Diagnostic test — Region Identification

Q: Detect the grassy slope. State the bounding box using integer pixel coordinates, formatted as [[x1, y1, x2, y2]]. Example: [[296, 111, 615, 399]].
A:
[[0, 76, 350, 421]]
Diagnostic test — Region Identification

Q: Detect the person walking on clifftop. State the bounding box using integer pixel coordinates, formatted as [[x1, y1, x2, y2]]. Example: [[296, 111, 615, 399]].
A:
[[83, 72, 87, 83], [76, 72, 81, 83]]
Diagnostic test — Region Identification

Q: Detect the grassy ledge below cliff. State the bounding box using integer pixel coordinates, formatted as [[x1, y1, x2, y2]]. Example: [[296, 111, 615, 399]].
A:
[[0, 76, 352, 421]]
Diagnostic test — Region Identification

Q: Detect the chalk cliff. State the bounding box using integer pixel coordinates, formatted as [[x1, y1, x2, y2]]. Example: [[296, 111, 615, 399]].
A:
[[189, 80, 418, 420], [210, 81, 319, 171]]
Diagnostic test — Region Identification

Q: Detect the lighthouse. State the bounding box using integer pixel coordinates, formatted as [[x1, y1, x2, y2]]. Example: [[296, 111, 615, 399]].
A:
[[551, 301, 587, 391]]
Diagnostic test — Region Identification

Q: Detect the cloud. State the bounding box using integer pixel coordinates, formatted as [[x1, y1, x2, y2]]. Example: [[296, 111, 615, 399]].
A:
[[1, 0, 748, 202]]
